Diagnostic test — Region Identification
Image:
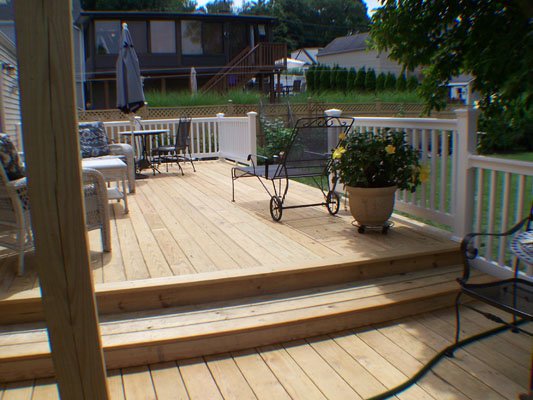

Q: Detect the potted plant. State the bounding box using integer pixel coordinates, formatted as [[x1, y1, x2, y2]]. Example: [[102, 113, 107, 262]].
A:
[[331, 130, 428, 233]]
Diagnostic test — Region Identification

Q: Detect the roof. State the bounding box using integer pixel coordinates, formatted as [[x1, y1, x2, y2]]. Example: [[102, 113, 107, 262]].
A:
[[317, 32, 370, 57], [291, 48, 320, 65], [79, 11, 276, 24]]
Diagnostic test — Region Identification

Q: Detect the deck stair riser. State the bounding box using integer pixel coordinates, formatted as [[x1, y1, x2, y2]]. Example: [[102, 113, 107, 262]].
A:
[[0, 265, 493, 382], [0, 249, 461, 325]]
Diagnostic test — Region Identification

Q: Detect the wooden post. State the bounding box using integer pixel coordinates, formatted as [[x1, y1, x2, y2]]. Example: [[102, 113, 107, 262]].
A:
[[452, 107, 479, 241], [14, 1, 109, 398]]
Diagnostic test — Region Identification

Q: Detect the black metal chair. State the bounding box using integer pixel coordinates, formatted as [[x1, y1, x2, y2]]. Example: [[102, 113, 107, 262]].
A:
[[447, 205, 533, 359], [231, 116, 354, 222], [152, 117, 196, 175]]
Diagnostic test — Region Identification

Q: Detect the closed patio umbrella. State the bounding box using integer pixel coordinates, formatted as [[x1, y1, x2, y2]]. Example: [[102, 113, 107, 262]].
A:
[[190, 67, 198, 95], [116, 23, 145, 114]]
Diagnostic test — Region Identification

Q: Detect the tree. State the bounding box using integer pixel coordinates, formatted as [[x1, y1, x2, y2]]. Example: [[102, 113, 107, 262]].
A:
[[336, 67, 348, 92], [371, 0, 532, 111], [365, 68, 376, 92], [305, 66, 315, 92], [330, 66, 339, 90], [354, 67, 366, 91], [384, 72, 396, 91], [407, 75, 419, 91], [241, 0, 370, 51], [205, 0, 233, 13], [396, 73, 407, 91], [82, 0, 197, 11], [347, 68, 357, 92], [376, 72, 386, 91], [320, 65, 331, 91]]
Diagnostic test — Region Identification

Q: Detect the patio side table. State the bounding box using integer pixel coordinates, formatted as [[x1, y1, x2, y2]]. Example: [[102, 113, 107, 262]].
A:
[[82, 158, 129, 213]]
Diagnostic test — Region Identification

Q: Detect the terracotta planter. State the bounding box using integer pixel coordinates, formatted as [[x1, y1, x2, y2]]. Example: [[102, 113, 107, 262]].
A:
[[346, 185, 397, 226]]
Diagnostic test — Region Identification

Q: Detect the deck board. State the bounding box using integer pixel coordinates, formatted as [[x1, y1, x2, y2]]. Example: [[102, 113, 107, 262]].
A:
[[2, 305, 529, 399], [0, 161, 457, 295]]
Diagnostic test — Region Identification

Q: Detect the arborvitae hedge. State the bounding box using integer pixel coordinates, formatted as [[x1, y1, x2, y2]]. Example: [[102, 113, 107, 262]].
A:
[[355, 67, 366, 91], [407, 75, 419, 91], [336, 67, 348, 92], [347, 68, 357, 92], [376, 72, 386, 91], [330, 66, 339, 90], [396, 73, 407, 91], [305, 66, 315, 92], [385, 72, 396, 90], [320, 65, 331, 90], [314, 65, 322, 91], [365, 69, 376, 91]]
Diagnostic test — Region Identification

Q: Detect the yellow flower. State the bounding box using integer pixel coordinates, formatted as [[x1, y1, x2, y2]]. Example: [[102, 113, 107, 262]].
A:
[[419, 164, 430, 183], [338, 132, 346, 141], [332, 146, 346, 159], [385, 145, 396, 155]]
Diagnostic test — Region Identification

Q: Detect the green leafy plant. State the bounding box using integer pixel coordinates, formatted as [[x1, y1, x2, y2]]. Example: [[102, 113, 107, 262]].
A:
[[332, 130, 426, 192], [258, 117, 293, 160]]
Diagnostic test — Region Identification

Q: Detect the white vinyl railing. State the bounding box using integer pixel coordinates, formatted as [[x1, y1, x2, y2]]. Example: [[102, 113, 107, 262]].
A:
[[352, 116, 459, 228], [102, 112, 257, 163], [352, 110, 532, 278]]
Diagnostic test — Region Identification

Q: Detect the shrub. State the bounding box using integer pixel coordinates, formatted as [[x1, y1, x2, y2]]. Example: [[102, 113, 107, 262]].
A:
[[376, 72, 386, 91], [320, 65, 331, 90], [336, 68, 348, 92], [407, 75, 419, 91], [258, 117, 293, 160], [365, 68, 377, 92], [355, 67, 366, 91], [347, 68, 357, 92], [330, 65, 339, 89], [396, 73, 407, 91], [385, 72, 396, 90], [305, 66, 315, 92]]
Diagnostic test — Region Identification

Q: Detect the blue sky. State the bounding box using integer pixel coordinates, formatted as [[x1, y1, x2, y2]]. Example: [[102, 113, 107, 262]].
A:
[[196, 0, 381, 16]]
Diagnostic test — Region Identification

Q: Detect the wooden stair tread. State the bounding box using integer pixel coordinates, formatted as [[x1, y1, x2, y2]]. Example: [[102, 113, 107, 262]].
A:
[[0, 265, 486, 360]]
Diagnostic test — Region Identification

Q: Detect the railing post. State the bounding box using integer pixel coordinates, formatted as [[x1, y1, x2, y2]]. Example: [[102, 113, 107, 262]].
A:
[[247, 111, 258, 165], [452, 107, 480, 241], [325, 109, 343, 195], [216, 112, 225, 159]]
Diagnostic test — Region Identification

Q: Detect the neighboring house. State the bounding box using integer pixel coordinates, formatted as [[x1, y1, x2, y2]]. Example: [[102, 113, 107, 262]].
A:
[[77, 11, 285, 109], [448, 74, 477, 105], [316, 32, 421, 78], [291, 48, 319, 66]]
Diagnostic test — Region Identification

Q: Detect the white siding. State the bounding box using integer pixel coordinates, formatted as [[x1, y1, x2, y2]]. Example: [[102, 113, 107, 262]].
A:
[[0, 32, 21, 147]]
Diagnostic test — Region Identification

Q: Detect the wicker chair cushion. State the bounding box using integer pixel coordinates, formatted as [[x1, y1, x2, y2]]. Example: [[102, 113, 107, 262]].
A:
[[79, 122, 110, 158], [0, 134, 25, 181]]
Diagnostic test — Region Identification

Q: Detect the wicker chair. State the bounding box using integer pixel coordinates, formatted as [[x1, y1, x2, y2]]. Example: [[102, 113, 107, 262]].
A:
[[0, 164, 111, 276]]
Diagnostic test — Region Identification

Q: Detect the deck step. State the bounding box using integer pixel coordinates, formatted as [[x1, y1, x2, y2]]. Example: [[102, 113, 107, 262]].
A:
[[0, 265, 492, 382], [0, 247, 461, 325]]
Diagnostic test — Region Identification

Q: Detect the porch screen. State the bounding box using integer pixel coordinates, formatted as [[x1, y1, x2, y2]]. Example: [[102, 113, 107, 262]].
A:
[[95, 20, 120, 55], [150, 21, 176, 54], [181, 20, 202, 55]]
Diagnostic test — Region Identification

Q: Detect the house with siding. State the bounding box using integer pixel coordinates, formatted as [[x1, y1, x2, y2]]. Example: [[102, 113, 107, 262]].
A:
[[291, 47, 319, 66], [78, 11, 286, 109], [0, 30, 20, 145], [316, 32, 421, 78]]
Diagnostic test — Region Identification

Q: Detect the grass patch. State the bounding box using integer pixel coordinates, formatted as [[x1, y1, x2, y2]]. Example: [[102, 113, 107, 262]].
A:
[[146, 90, 262, 107], [145, 89, 424, 107]]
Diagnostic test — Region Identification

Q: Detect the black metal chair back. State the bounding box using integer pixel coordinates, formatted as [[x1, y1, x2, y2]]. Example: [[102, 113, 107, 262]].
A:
[[175, 118, 192, 153]]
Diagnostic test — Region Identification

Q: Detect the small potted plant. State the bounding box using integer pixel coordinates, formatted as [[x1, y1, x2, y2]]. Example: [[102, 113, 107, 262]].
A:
[[332, 130, 428, 233]]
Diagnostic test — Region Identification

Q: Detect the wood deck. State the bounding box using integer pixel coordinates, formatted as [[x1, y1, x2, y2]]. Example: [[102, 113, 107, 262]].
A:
[[0, 160, 458, 294], [1, 303, 530, 399]]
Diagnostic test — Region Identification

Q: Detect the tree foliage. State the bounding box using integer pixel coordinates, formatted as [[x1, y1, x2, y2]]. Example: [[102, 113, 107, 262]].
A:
[[365, 68, 376, 92], [204, 0, 233, 13], [371, 0, 533, 112], [81, 0, 197, 11], [354, 67, 366, 91], [241, 0, 370, 50], [336, 67, 348, 92], [376, 72, 386, 91], [384, 72, 396, 91], [347, 68, 357, 92], [396, 73, 406, 92], [406, 75, 418, 92]]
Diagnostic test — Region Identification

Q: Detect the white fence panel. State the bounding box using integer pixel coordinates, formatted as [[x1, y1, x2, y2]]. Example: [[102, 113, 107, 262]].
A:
[[468, 155, 533, 278], [218, 112, 257, 164], [352, 116, 458, 227]]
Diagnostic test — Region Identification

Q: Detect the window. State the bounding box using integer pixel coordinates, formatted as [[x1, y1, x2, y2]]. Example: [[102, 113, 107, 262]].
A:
[[182, 21, 224, 56], [150, 20, 176, 54], [181, 20, 202, 55], [126, 21, 147, 54], [258, 24, 266, 37], [203, 23, 224, 55], [95, 20, 120, 55]]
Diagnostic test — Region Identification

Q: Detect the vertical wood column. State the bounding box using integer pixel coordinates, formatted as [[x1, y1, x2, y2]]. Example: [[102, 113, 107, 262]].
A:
[[14, 1, 109, 398]]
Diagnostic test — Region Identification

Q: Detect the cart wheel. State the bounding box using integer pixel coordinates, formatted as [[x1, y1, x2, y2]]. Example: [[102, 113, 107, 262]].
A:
[[270, 196, 283, 222], [326, 191, 340, 215], [382, 225, 389, 234], [358, 225, 366, 234]]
